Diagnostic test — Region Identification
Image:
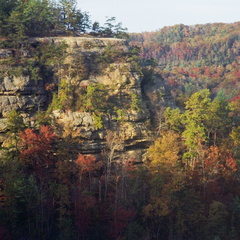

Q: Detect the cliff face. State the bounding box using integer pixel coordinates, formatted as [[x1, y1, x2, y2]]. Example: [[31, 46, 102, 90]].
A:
[[0, 37, 171, 161]]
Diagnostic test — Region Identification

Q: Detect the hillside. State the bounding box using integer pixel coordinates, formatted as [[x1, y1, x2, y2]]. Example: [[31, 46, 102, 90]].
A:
[[130, 22, 240, 106], [0, 21, 240, 240], [0, 36, 171, 239]]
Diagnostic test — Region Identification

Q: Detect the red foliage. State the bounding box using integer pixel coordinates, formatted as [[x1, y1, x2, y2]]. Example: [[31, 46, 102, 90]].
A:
[[19, 126, 57, 169], [123, 158, 137, 178], [166, 79, 179, 87], [76, 154, 102, 174], [229, 95, 240, 102], [203, 146, 239, 204], [205, 146, 238, 177], [108, 205, 136, 239], [124, 158, 136, 172], [234, 71, 240, 78]]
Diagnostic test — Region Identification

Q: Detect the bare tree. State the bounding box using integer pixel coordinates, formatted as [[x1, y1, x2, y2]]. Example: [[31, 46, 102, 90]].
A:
[[104, 130, 124, 200]]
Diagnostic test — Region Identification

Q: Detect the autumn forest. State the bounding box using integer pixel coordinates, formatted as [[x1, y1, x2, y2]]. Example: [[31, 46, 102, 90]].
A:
[[0, 1, 240, 240]]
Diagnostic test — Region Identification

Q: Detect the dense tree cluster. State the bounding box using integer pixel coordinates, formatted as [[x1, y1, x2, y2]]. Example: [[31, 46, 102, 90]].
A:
[[130, 23, 240, 65], [0, 0, 128, 38], [0, 118, 142, 239], [1, 88, 240, 239], [143, 89, 240, 239], [0, 19, 240, 239], [130, 22, 240, 106]]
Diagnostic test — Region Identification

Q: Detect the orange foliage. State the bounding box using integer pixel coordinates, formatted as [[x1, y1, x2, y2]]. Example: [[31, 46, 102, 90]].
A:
[[45, 83, 56, 91], [205, 146, 237, 177], [76, 154, 102, 174]]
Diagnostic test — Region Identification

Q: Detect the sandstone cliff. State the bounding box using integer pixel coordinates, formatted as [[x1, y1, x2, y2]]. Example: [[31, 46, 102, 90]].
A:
[[0, 37, 172, 161]]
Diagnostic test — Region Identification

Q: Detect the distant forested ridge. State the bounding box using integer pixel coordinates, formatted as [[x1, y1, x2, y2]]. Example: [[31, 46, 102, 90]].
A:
[[130, 22, 240, 105]]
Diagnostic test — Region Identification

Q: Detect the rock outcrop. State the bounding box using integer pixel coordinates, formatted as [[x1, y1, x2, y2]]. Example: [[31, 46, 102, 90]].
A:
[[0, 37, 171, 161]]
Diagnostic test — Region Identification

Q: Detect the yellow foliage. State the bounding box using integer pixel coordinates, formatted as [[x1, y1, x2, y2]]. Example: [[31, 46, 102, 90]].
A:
[[143, 196, 170, 217], [147, 131, 182, 170], [144, 131, 185, 220]]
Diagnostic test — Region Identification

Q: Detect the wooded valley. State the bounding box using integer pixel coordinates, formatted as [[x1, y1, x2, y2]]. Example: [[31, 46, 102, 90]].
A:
[[0, 1, 240, 240]]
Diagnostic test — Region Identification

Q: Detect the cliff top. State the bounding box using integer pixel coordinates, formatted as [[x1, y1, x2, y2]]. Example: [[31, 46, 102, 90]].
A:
[[29, 37, 127, 48]]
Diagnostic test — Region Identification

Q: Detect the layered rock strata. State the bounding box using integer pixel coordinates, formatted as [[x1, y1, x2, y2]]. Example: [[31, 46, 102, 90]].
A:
[[0, 37, 171, 161]]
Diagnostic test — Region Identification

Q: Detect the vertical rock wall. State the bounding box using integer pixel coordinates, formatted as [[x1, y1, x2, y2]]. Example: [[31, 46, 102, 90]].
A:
[[0, 37, 171, 161]]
